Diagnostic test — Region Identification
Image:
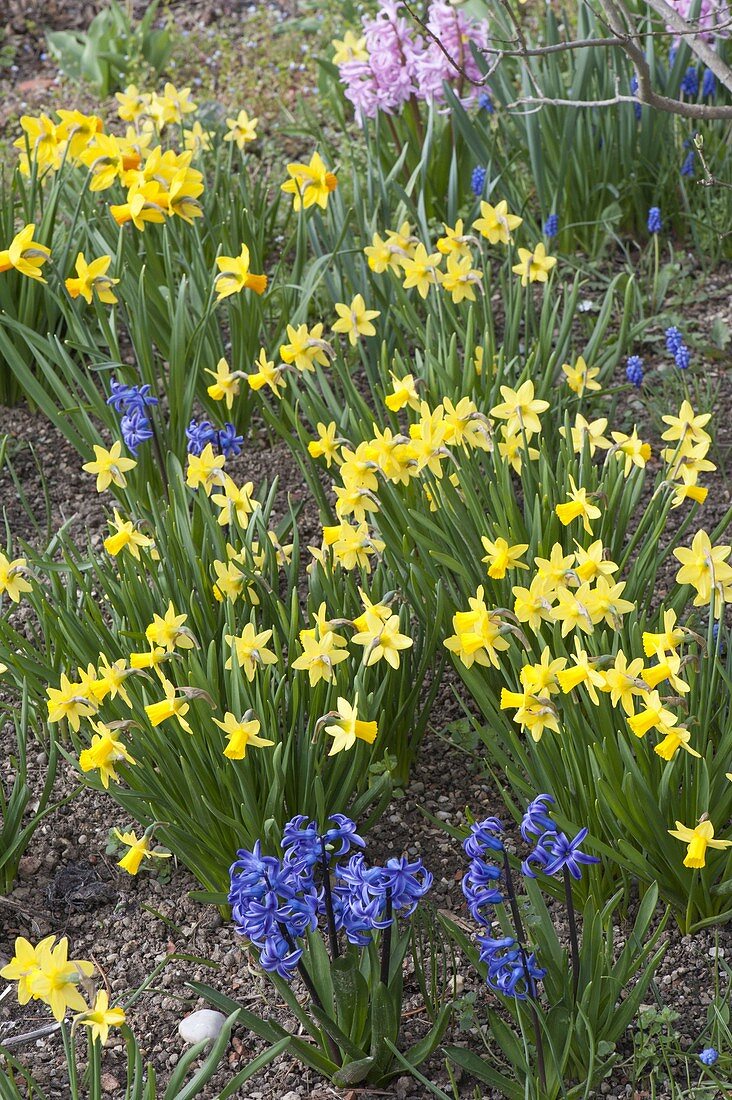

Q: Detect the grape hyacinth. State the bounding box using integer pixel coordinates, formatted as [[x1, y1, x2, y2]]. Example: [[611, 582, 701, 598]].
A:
[[665, 326, 691, 370], [471, 165, 487, 197], [680, 66, 700, 97], [681, 149, 696, 177], [478, 91, 494, 113], [647, 206, 662, 234], [702, 68, 717, 98], [700, 1047, 719, 1066], [543, 213, 559, 239], [630, 74, 642, 119], [626, 355, 644, 387]]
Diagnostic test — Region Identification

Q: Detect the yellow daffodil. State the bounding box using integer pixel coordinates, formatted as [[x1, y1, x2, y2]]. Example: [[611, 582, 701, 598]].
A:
[[351, 610, 412, 668], [642, 608, 685, 657], [102, 508, 154, 558], [224, 109, 258, 149], [385, 371, 420, 412], [559, 414, 611, 456], [144, 679, 193, 733], [79, 723, 135, 788], [211, 476, 258, 526], [610, 428, 651, 476], [247, 348, 286, 395], [500, 687, 560, 742], [115, 829, 172, 875], [213, 711, 273, 759], [668, 818, 732, 868], [206, 358, 241, 409], [438, 251, 483, 303], [0, 552, 32, 603], [674, 530, 732, 604], [400, 243, 441, 298], [0, 935, 56, 1004], [324, 694, 378, 755], [626, 690, 679, 738], [282, 151, 337, 210], [146, 601, 195, 652], [444, 586, 511, 668], [77, 991, 126, 1046], [65, 252, 118, 304], [215, 244, 267, 301], [481, 536, 529, 579], [512, 242, 557, 285], [279, 322, 333, 372], [561, 356, 601, 396], [109, 180, 169, 230], [82, 441, 136, 492], [186, 443, 226, 494], [556, 642, 605, 705], [654, 726, 700, 761], [491, 380, 549, 438], [46, 674, 97, 730], [555, 476, 602, 535], [291, 631, 349, 685], [26, 938, 95, 1022], [332, 294, 380, 345], [224, 622, 278, 680], [472, 200, 522, 245], [308, 421, 342, 466], [0, 224, 51, 282], [332, 30, 368, 64]]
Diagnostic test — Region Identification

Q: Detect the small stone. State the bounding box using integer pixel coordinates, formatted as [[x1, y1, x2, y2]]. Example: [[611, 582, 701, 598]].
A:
[[709, 946, 725, 958], [101, 1074, 119, 1092], [280, 1092, 301, 1100], [178, 1009, 227, 1045]]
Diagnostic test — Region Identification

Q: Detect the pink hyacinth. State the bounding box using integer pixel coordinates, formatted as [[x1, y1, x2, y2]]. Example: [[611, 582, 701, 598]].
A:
[[665, 0, 730, 39], [414, 1, 490, 106], [338, 0, 492, 123], [340, 1, 424, 123]]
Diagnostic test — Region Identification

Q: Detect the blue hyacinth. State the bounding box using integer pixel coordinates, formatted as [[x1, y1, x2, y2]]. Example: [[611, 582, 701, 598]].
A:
[[522, 827, 600, 881], [185, 418, 217, 455], [217, 423, 244, 458], [647, 206, 662, 234], [120, 409, 154, 454], [471, 165, 487, 197], [626, 355, 644, 387]]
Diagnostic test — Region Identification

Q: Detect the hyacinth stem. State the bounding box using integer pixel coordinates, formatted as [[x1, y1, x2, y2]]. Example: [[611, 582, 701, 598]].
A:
[[321, 840, 340, 959], [278, 921, 342, 1067], [564, 867, 580, 1002], [380, 887, 393, 988], [502, 850, 546, 1092]]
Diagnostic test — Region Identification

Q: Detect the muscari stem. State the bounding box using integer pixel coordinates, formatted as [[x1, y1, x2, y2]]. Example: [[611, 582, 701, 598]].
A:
[[564, 867, 580, 1002], [503, 849, 547, 1093]]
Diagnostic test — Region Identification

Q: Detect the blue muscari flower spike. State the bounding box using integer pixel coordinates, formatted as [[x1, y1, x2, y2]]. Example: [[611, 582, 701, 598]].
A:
[[681, 150, 696, 177], [702, 69, 716, 99], [524, 828, 600, 881], [629, 74, 641, 119], [681, 66, 699, 97], [218, 423, 244, 458], [647, 206, 662, 234], [463, 816, 504, 859], [478, 91, 494, 113], [626, 355, 644, 388], [521, 794, 555, 842], [471, 165, 487, 197], [665, 326, 683, 354], [186, 418, 216, 456], [120, 409, 153, 454], [675, 344, 691, 370], [543, 214, 559, 239], [700, 1048, 719, 1066]]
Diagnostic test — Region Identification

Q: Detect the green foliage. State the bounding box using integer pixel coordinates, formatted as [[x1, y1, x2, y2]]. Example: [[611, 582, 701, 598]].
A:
[[442, 884, 667, 1099], [192, 915, 450, 1085], [0, 1015, 240, 1099], [46, 1, 172, 97], [0, 460, 440, 898]]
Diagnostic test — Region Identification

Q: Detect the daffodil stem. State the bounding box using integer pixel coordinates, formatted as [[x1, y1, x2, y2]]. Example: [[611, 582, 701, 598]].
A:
[[321, 840, 340, 959], [564, 867, 580, 1002]]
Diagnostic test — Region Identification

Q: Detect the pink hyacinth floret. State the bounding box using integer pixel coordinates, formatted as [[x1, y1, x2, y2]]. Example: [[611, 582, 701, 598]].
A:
[[665, 0, 730, 40]]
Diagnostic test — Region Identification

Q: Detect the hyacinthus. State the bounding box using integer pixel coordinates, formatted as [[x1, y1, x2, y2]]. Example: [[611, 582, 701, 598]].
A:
[[229, 813, 431, 989]]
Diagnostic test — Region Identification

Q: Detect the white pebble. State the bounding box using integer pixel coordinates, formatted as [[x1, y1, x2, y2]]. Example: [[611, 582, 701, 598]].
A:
[[178, 1009, 227, 1045]]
